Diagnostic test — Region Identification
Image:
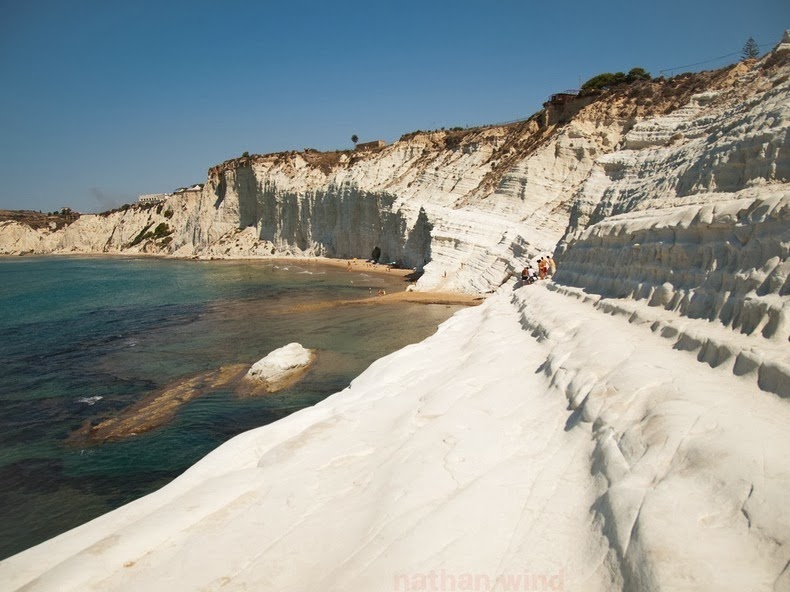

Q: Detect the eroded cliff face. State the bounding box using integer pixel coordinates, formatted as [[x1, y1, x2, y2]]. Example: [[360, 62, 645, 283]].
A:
[[1, 36, 789, 591], [2, 36, 788, 303]]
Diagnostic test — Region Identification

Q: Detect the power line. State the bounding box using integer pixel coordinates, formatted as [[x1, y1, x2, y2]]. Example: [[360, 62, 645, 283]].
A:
[[659, 42, 773, 76]]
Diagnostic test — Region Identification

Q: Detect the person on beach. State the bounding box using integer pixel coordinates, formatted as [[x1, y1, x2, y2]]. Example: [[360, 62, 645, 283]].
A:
[[548, 255, 556, 276]]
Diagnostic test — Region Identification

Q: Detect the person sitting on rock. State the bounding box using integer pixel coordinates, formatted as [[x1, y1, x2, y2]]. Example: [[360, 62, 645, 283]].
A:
[[521, 265, 536, 285]]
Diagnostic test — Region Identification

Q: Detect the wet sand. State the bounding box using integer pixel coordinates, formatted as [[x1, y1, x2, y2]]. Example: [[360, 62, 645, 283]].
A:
[[373, 290, 483, 305], [269, 256, 417, 278], [271, 256, 484, 311], [280, 290, 483, 314]]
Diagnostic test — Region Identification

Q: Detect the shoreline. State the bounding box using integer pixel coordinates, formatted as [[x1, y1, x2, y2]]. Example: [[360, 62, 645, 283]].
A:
[[280, 289, 483, 314], [259, 255, 419, 280], [3, 251, 419, 278], [5, 252, 487, 300], [54, 257, 478, 449]]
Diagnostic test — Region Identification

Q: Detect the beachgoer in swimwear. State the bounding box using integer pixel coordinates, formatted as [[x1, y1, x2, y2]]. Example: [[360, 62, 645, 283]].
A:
[[537, 258, 547, 280]]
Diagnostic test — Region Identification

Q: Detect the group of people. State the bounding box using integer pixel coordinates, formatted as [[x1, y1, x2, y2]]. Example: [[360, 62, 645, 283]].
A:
[[520, 255, 556, 285]]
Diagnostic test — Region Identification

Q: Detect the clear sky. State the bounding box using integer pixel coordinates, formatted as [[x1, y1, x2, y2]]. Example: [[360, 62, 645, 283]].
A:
[[1, 0, 787, 213]]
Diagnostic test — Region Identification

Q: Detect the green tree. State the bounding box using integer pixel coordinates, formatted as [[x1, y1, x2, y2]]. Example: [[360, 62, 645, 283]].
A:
[[626, 67, 651, 82], [581, 71, 627, 92], [742, 37, 760, 60], [351, 134, 359, 147], [581, 68, 651, 92]]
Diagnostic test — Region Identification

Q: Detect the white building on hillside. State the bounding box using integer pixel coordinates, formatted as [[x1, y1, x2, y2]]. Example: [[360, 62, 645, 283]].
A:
[[138, 185, 203, 205], [138, 193, 169, 205], [172, 184, 204, 197]]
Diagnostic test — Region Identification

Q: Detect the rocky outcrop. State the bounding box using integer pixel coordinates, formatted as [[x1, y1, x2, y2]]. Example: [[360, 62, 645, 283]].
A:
[[2, 35, 788, 303], [549, 40, 790, 398], [243, 343, 315, 393], [2, 33, 789, 592]]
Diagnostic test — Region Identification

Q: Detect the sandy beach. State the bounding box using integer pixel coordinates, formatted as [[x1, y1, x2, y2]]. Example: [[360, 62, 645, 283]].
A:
[[267, 255, 417, 278], [267, 256, 484, 307]]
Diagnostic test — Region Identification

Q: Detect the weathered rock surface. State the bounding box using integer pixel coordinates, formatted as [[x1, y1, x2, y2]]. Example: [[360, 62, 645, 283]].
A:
[[1, 34, 787, 407], [243, 343, 315, 393], [3, 44, 787, 303], [2, 32, 790, 592], [69, 364, 250, 444]]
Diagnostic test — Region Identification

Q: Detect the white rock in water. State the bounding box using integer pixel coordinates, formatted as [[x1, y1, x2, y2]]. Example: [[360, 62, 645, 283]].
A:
[[246, 343, 314, 389]]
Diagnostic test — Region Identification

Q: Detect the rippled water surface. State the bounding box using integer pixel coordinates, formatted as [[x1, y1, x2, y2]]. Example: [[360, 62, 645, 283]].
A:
[[0, 256, 461, 559]]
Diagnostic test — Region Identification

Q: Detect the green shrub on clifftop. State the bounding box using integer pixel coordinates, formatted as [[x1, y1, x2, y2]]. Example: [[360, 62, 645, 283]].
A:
[[582, 67, 651, 92]]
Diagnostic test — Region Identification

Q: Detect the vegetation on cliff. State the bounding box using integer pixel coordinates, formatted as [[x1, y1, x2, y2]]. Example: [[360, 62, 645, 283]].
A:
[[0, 209, 80, 231]]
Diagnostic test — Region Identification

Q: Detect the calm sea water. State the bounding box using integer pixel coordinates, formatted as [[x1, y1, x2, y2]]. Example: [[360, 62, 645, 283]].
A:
[[0, 256, 461, 560]]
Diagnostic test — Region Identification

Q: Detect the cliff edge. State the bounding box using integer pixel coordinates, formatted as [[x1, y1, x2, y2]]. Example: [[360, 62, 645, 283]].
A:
[[2, 36, 786, 297], [0, 33, 789, 592]]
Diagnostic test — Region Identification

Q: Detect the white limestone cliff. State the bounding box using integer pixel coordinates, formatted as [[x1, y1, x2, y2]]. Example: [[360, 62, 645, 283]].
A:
[[1, 33, 789, 592], [4, 44, 786, 301]]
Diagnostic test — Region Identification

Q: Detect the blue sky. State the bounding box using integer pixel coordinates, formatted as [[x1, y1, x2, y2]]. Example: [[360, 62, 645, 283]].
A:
[[0, 0, 787, 213]]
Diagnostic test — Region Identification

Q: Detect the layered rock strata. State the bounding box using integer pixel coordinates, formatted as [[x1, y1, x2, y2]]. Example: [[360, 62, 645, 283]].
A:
[[2, 32, 790, 592], [3, 41, 787, 399]]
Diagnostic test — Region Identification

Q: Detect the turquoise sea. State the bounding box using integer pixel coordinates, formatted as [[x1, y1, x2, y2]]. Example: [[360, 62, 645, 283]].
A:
[[0, 256, 461, 560]]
